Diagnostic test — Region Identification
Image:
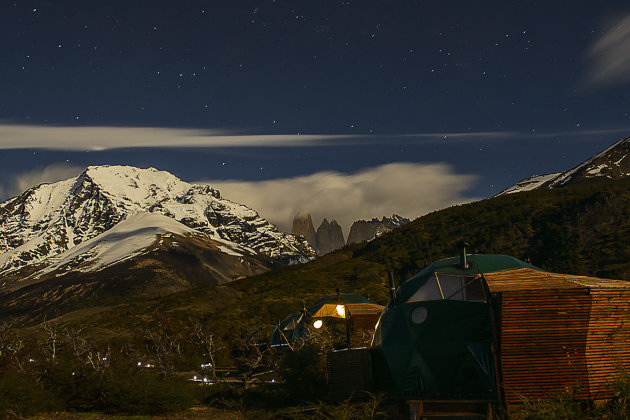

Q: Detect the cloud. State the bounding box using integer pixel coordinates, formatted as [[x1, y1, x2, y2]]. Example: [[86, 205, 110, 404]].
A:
[[583, 12, 630, 89], [0, 124, 353, 150], [0, 164, 83, 201], [201, 162, 479, 235], [531, 127, 630, 138], [0, 123, 514, 150]]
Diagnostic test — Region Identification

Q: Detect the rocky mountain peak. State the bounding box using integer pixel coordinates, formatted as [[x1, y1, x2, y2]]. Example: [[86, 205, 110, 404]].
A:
[[291, 211, 317, 249], [315, 218, 344, 255]]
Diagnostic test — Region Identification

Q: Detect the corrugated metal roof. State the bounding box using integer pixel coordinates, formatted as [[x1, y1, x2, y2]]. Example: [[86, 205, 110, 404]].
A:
[[484, 268, 630, 292]]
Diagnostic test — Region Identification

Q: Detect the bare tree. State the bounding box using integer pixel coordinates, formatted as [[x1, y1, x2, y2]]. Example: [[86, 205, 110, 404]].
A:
[[65, 328, 88, 360], [83, 348, 111, 376], [0, 320, 24, 370], [144, 328, 180, 376], [237, 341, 275, 388], [192, 320, 223, 382], [65, 328, 110, 376], [40, 321, 63, 361]]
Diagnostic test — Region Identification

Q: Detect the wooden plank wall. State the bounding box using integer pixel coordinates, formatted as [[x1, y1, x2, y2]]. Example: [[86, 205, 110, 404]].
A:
[[327, 348, 372, 401], [586, 289, 630, 400], [499, 289, 592, 403]]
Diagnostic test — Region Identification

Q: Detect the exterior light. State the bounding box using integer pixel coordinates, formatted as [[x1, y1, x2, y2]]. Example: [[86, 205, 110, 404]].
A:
[[313, 319, 323, 329], [336, 304, 345, 317], [137, 362, 142, 366]]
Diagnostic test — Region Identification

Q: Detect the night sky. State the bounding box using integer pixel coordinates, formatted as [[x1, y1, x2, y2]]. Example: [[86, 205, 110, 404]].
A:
[[2, 1, 630, 230]]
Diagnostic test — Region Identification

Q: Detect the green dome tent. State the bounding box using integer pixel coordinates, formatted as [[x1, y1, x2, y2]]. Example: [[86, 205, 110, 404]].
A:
[[370, 254, 538, 400]]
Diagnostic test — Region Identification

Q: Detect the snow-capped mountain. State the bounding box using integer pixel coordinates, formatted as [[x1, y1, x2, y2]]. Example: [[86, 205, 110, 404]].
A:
[[0, 165, 315, 281], [497, 135, 630, 196]]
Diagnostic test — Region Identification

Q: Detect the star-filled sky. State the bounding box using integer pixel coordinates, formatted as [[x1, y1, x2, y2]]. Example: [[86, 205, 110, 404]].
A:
[[2, 1, 630, 233]]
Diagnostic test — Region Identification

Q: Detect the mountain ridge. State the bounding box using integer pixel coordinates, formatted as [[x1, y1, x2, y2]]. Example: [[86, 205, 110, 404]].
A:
[[498, 135, 630, 195], [0, 165, 315, 303]]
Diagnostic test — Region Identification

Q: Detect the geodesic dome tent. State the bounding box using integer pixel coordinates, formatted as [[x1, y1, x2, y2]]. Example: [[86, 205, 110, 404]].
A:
[[269, 312, 305, 347], [370, 253, 630, 405]]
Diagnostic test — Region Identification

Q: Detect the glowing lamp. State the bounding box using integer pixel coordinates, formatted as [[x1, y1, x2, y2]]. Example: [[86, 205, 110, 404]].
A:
[[336, 304, 346, 317], [313, 319, 323, 329]]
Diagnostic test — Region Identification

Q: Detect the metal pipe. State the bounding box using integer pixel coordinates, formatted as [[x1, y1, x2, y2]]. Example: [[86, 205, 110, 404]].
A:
[[388, 272, 397, 304], [458, 240, 470, 269]]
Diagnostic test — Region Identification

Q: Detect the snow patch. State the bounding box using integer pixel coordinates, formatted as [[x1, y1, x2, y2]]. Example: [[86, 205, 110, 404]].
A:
[[586, 164, 608, 176], [217, 246, 244, 257], [496, 173, 561, 196], [40, 212, 195, 273]]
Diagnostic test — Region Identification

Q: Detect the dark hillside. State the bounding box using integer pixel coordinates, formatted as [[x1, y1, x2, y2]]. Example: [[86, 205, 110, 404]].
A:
[[358, 177, 630, 281], [20, 177, 630, 351]]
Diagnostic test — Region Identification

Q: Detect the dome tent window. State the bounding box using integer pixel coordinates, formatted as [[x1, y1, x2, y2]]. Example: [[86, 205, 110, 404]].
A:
[[407, 274, 441, 302], [407, 273, 485, 303], [437, 274, 486, 302], [411, 306, 428, 324]]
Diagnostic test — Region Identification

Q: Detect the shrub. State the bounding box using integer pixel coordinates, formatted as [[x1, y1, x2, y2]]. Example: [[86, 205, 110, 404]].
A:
[[100, 368, 195, 414], [0, 370, 59, 417]]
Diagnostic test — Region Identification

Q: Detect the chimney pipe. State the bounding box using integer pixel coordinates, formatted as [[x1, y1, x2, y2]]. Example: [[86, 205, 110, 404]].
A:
[[457, 240, 470, 269], [388, 272, 397, 304]]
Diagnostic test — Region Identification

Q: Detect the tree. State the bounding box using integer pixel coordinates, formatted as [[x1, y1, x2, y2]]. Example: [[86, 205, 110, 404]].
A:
[[0, 320, 23, 370], [192, 319, 223, 382]]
